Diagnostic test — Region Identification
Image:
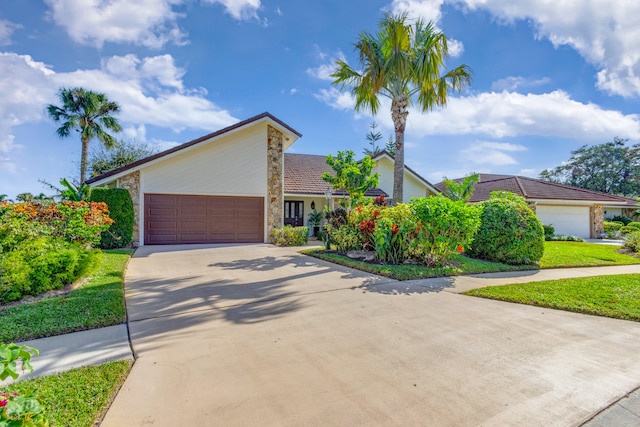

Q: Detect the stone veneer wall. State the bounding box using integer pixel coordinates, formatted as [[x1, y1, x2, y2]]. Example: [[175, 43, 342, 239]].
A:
[[266, 125, 284, 240], [592, 204, 604, 238], [117, 171, 141, 246]]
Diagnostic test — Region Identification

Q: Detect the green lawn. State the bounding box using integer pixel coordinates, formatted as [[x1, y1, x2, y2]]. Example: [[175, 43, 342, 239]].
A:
[[464, 274, 640, 321], [540, 241, 639, 268], [303, 242, 640, 281], [0, 250, 132, 342], [1, 360, 131, 427]]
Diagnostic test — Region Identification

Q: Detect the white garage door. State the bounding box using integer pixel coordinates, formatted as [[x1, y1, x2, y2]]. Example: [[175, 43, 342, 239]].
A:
[[536, 205, 591, 238]]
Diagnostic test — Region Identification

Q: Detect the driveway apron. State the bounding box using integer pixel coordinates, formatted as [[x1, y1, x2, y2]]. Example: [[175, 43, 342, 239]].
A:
[[101, 244, 640, 426]]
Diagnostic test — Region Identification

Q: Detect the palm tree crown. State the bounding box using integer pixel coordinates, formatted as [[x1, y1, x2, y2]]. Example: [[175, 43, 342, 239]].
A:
[[332, 13, 471, 203], [47, 87, 122, 184]]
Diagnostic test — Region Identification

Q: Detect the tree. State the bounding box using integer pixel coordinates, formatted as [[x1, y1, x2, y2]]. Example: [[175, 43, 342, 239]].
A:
[[89, 139, 158, 177], [363, 122, 383, 156], [332, 13, 471, 204], [441, 173, 479, 201], [322, 150, 379, 207], [539, 137, 640, 196], [385, 135, 396, 156], [47, 87, 122, 184]]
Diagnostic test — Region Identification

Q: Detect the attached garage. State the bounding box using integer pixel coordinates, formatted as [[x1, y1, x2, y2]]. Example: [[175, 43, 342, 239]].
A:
[[85, 113, 302, 246], [536, 205, 591, 238], [144, 194, 264, 245]]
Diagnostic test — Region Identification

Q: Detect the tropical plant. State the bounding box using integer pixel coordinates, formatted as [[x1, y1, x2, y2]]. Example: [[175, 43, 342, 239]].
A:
[[47, 87, 122, 184], [322, 150, 379, 207], [332, 13, 471, 204], [441, 173, 479, 201], [270, 226, 309, 246], [0, 194, 7, 202]]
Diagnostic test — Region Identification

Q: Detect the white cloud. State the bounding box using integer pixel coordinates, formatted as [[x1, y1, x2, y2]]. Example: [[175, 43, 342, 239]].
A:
[[460, 141, 526, 165], [202, 0, 262, 20], [0, 20, 20, 46], [456, 0, 640, 97], [289, 88, 298, 95], [307, 50, 344, 81], [44, 0, 187, 48], [314, 88, 356, 111], [402, 90, 640, 140], [491, 76, 550, 92], [518, 168, 537, 177], [0, 52, 238, 165], [317, 88, 640, 141], [0, 53, 55, 156], [390, 0, 445, 23]]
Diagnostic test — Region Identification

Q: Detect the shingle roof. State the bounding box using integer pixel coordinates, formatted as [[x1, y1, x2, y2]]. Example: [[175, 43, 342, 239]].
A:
[[435, 174, 639, 206], [284, 153, 387, 197]]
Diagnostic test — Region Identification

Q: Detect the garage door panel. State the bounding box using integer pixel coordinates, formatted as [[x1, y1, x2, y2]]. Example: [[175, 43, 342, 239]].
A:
[[536, 205, 590, 238], [145, 194, 264, 245]]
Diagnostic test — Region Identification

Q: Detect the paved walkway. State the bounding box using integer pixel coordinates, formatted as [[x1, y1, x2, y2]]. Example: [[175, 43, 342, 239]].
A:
[[6, 245, 640, 425]]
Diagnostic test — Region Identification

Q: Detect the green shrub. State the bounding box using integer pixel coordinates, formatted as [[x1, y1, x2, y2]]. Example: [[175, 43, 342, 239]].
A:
[[468, 191, 544, 265], [624, 231, 640, 253], [372, 204, 414, 264], [620, 225, 638, 235], [328, 224, 361, 253], [611, 215, 633, 225], [543, 225, 555, 241], [409, 196, 481, 266], [0, 238, 99, 303], [627, 222, 640, 230], [270, 225, 309, 246], [604, 221, 622, 238], [90, 188, 134, 249]]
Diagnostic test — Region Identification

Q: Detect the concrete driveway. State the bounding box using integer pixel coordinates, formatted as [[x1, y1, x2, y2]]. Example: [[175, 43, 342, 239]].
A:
[[102, 244, 640, 426]]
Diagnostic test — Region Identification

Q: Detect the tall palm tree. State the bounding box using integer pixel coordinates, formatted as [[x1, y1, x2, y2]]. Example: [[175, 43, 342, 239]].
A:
[[332, 13, 471, 204], [47, 87, 122, 184]]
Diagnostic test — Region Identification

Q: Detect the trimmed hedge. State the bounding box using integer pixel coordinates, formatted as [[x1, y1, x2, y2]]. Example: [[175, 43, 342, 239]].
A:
[[271, 225, 309, 246], [468, 191, 544, 265], [0, 238, 100, 303], [90, 188, 134, 249]]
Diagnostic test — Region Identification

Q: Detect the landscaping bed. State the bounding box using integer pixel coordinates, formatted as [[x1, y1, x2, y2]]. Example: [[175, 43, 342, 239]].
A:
[[304, 242, 640, 281], [0, 250, 132, 342]]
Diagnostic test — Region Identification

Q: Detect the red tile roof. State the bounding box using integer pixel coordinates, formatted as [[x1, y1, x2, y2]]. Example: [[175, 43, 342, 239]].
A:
[[284, 153, 386, 197], [435, 174, 639, 206]]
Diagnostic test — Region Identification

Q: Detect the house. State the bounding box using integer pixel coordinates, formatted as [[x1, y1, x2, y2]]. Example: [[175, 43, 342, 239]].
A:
[[87, 112, 437, 245], [283, 151, 438, 227], [436, 174, 639, 238]]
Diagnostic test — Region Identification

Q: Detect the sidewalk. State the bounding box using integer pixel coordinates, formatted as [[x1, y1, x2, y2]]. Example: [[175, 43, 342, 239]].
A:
[[1, 324, 133, 385]]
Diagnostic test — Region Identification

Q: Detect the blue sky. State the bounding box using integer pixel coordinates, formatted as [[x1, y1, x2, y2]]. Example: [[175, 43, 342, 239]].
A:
[[1, 0, 639, 199]]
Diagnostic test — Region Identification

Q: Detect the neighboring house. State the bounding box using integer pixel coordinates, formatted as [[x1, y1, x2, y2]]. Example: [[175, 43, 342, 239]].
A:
[[87, 113, 437, 246], [283, 151, 438, 227], [436, 174, 639, 238]]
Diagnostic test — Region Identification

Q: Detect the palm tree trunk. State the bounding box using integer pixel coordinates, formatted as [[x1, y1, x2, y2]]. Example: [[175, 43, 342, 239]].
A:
[[80, 136, 89, 184], [391, 97, 408, 205]]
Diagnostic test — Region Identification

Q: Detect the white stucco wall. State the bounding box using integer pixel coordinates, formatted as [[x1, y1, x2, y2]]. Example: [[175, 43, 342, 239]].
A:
[[604, 207, 622, 219], [142, 124, 267, 196]]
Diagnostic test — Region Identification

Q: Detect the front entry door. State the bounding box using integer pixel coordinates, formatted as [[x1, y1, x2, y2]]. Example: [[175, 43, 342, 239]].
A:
[[284, 201, 304, 226]]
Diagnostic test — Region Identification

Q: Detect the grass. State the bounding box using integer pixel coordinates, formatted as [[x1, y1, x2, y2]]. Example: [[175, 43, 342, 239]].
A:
[[303, 242, 640, 281], [1, 360, 132, 427], [464, 274, 640, 321], [539, 241, 639, 268], [0, 250, 132, 342]]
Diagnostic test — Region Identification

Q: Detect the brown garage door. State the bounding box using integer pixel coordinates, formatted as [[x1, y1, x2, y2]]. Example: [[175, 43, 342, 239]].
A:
[[144, 194, 264, 245]]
